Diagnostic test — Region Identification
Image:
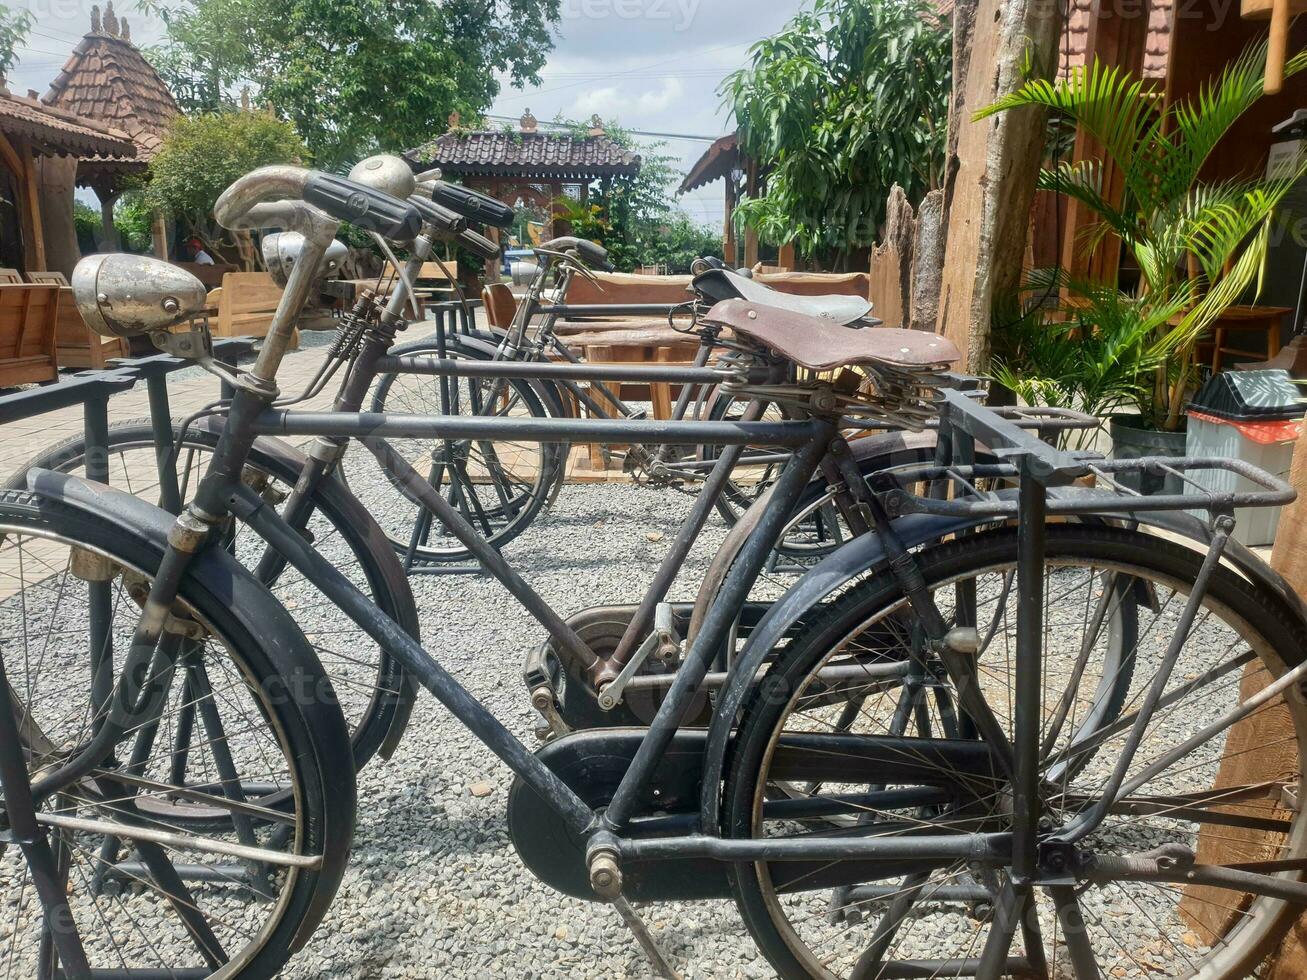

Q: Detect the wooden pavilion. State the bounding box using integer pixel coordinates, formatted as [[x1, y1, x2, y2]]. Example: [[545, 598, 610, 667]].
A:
[[405, 111, 642, 280], [678, 133, 785, 270], [40, 2, 181, 271]]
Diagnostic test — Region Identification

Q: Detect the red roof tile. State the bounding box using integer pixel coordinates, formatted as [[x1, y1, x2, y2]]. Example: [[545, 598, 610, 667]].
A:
[[42, 2, 180, 170], [0, 88, 136, 158]]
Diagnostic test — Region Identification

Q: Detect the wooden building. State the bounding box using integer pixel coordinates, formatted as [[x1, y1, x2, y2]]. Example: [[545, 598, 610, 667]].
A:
[[40, 2, 181, 271], [405, 111, 642, 280]]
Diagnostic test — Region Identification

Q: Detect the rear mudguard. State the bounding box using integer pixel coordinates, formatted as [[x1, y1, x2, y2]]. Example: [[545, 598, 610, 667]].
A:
[[696, 486, 1307, 831], [16, 470, 356, 951]]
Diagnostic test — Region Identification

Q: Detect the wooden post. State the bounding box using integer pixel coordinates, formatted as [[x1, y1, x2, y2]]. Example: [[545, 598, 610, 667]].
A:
[[777, 241, 797, 272], [35, 154, 80, 278], [744, 159, 760, 268], [1059, 0, 1151, 284], [868, 185, 916, 329], [911, 190, 945, 332], [151, 211, 168, 259], [934, 0, 1062, 371], [98, 189, 120, 252], [18, 142, 45, 272], [724, 177, 738, 265]]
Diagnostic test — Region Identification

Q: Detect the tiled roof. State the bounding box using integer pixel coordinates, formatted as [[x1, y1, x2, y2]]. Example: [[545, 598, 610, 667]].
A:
[[405, 131, 642, 179], [42, 2, 180, 170], [1059, 0, 1172, 79], [679, 133, 739, 193], [0, 89, 136, 159]]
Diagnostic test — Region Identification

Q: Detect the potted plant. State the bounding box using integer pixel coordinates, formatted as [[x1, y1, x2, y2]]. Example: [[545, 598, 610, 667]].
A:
[[981, 40, 1307, 483]]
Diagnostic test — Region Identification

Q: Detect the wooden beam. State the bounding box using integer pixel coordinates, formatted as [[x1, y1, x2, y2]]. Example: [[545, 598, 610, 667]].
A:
[[151, 211, 168, 259], [17, 141, 44, 272], [98, 190, 120, 252], [723, 177, 737, 265], [1059, 0, 1150, 284], [935, 0, 1062, 371], [744, 158, 760, 268]]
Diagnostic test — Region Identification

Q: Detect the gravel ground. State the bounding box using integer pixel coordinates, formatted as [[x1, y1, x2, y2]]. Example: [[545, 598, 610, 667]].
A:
[[284, 482, 776, 979]]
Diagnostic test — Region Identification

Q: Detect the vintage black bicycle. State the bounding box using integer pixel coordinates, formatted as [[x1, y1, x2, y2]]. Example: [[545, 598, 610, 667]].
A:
[[1, 165, 1305, 980]]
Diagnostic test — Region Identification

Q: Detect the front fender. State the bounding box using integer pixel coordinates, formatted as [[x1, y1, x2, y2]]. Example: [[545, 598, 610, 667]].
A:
[[697, 486, 1307, 830], [19, 469, 356, 948]]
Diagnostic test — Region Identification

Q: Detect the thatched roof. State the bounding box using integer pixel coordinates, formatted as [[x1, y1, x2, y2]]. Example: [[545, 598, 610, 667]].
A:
[[42, 2, 180, 188]]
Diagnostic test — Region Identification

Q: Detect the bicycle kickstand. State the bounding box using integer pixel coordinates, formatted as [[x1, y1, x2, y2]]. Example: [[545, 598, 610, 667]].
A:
[[609, 895, 683, 980]]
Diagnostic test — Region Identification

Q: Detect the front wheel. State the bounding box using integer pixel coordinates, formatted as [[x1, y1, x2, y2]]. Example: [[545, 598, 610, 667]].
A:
[[724, 525, 1307, 979], [0, 489, 354, 977]]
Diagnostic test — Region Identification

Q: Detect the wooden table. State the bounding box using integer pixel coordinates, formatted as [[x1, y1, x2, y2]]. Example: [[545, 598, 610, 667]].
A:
[[1188, 304, 1293, 373]]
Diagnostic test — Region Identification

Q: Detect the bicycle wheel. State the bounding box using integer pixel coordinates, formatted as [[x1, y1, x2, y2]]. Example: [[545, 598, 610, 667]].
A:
[[0, 489, 353, 977], [724, 524, 1306, 979], [8, 418, 418, 771], [360, 334, 565, 564]]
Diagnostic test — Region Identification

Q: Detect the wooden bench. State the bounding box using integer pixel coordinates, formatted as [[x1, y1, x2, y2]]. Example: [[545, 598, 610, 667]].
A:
[[0, 284, 60, 387], [384, 260, 460, 313], [28, 270, 129, 370], [207, 272, 307, 344]]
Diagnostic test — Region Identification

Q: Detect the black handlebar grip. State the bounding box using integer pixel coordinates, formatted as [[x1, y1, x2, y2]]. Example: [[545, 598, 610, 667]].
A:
[[542, 236, 613, 271], [302, 172, 423, 241], [429, 181, 515, 229], [458, 228, 501, 261], [410, 196, 467, 235]]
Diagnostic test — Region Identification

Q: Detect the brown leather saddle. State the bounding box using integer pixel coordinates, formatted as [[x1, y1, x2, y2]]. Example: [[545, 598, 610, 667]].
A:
[[702, 298, 960, 371]]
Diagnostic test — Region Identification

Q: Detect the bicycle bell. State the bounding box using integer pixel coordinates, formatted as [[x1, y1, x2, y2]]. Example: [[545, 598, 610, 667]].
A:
[[71, 254, 208, 339], [348, 154, 416, 201], [262, 232, 349, 287]]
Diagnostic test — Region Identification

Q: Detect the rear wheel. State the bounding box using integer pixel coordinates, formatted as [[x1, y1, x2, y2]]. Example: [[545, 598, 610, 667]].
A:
[[724, 525, 1306, 979], [361, 336, 565, 564], [0, 490, 353, 978]]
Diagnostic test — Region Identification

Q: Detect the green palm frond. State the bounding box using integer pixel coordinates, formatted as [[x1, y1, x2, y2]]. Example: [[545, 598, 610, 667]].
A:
[[1163, 42, 1307, 202], [976, 59, 1164, 209]]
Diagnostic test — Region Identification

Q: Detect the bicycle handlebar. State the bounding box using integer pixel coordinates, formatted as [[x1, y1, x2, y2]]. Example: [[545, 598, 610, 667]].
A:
[[457, 227, 501, 261], [541, 236, 614, 272], [428, 181, 515, 228], [215, 165, 423, 242], [410, 196, 467, 235]]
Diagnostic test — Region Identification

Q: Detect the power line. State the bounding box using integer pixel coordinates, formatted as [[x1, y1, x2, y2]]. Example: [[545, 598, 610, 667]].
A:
[[480, 114, 720, 142]]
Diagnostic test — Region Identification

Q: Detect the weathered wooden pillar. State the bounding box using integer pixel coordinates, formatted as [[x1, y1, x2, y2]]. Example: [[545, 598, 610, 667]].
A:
[[97, 189, 120, 252], [35, 154, 80, 277], [723, 177, 737, 265], [744, 159, 760, 268], [934, 0, 1062, 371], [18, 142, 45, 271], [151, 211, 168, 259]]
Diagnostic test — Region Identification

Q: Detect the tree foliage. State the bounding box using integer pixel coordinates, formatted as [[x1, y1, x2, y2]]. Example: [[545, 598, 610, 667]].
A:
[[144, 111, 308, 251], [0, 1, 30, 79], [549, 118, 720, 273], [982, 40, 1307, 430], [140, 0, 561, 169], [723, 0, 951, 261]]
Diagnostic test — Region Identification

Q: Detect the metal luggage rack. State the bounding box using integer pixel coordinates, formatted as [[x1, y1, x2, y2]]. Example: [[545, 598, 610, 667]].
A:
[[873, 388, 1295, 521]]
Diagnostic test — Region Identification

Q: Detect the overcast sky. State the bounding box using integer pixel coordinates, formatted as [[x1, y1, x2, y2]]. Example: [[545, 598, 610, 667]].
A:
[[8, 0, 804, 227]]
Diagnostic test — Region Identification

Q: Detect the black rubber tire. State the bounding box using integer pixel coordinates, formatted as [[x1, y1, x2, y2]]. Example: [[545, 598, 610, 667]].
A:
[[0, 488, 355, 978], [7, 419, 418, 772], [722, 524, 1307, 980], [365, 334, 566, 563]]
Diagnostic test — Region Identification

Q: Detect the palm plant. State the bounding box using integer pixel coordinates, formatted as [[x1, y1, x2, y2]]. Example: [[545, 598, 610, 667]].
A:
[[979, 39, 1307, 431]]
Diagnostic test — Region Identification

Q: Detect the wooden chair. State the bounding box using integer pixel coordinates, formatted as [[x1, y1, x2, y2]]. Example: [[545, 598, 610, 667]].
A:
[[0, 284, 60, 386], [207, 272, 301, 345], [481, 282, 518, 328], [26, 270, 128, 370]]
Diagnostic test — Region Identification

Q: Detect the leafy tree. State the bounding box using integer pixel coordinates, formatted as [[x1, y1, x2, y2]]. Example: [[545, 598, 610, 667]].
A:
[[0, 1, 31, 78], [547, 118, 718, 273], [144, 111, 308, 256], [141, 0, 561, 169], [723, 0, 951, 262]]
